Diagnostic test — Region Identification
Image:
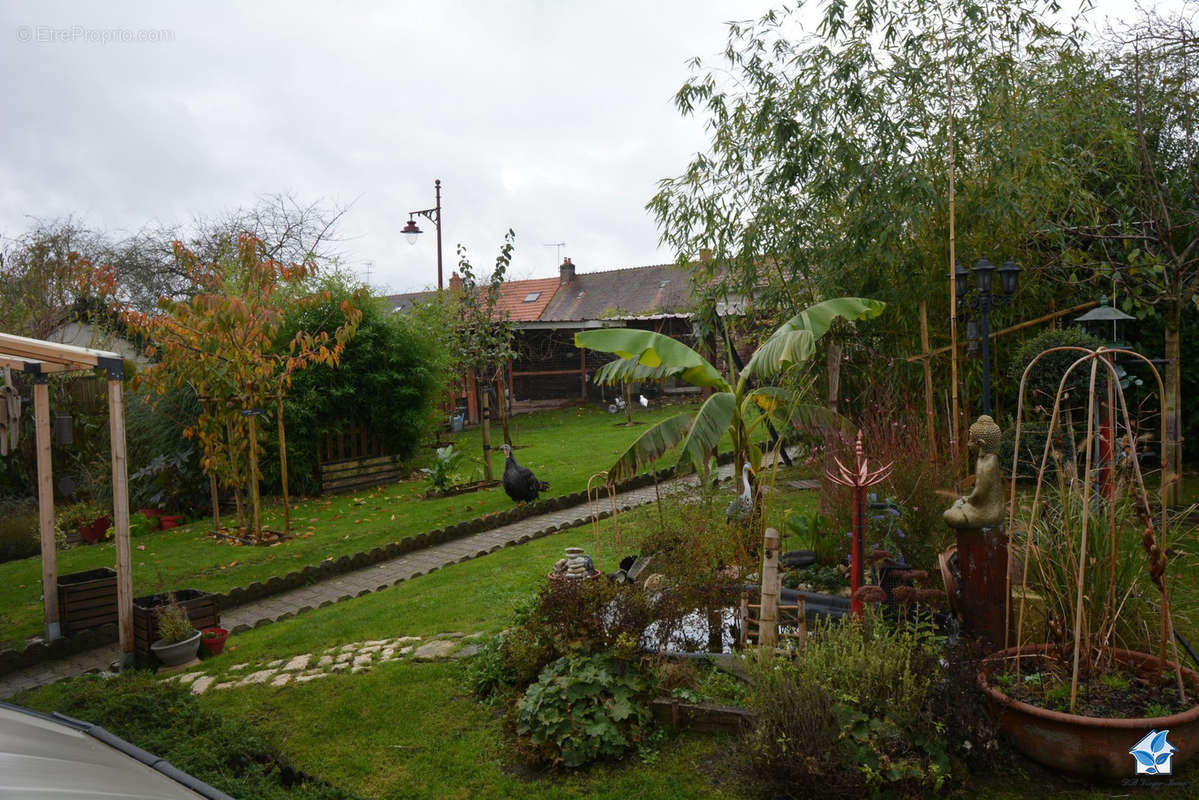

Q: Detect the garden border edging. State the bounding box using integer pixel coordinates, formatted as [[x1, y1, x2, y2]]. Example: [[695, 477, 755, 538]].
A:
[[0, 464, 693, 678]]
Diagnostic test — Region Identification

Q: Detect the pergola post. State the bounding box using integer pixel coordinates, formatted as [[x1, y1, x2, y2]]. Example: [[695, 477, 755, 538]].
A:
[[107, 374, 134, 668], [33, 374, 60, 641], [0, 332, 131, 667]]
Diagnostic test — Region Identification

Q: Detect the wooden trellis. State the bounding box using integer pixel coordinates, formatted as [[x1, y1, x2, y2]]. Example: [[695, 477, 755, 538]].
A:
[[0, 332, 134, 667]]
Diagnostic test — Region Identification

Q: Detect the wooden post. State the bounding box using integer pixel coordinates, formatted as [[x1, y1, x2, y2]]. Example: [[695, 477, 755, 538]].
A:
[[758, 528, 780, 647], [276, 397, 290, 533], [579, 346, 587, 400], [497, 373, 512, 447], [247, 414, 261, 540], [226, 417, 245, 532], [209, 471, 221, 533], [33, 376, 60, 641], [919, 301, 938, 462], [480, 384, 493, 481], [107, 376, 134, 668]]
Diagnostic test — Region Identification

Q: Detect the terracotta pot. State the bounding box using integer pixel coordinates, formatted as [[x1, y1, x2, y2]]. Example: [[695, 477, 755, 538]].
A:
[[200, 626, 229, 656], [980, 644, 1199, 779], [159, 515, 184, 530]]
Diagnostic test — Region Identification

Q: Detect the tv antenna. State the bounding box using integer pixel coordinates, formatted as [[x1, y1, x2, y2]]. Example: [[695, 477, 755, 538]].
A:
[[543, 242, 567, 265]]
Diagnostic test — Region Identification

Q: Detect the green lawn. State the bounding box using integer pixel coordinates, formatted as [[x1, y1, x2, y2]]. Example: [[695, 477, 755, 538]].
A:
[[16, 480, 822, 800], [15, 474, 1197, 799], [0, 402, 711, 649]]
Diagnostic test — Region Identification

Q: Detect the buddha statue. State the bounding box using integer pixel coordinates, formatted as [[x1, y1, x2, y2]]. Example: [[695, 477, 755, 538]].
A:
[[944, 415, 1005, 529]]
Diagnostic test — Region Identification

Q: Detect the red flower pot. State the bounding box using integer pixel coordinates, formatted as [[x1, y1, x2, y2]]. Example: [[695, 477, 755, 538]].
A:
[[200, 627, 229, 656], [159, 515, 184, 530], [79, 516, 112, 544]]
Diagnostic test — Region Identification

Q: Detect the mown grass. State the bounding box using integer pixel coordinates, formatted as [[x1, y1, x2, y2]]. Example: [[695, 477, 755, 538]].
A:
[[0, 402, 709, 648], [14, 473, 1198, 799], [17, 480, 819, 800]]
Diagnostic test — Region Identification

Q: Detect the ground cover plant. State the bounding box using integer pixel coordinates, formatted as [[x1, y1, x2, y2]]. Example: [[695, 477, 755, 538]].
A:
[[0, 402, 708, 648], [13, 489, 1196, 800]]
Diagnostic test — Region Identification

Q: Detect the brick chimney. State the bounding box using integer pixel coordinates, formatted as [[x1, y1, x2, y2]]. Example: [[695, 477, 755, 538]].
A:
[[449, 271, 463, 292], [559, 257, 575, 285]]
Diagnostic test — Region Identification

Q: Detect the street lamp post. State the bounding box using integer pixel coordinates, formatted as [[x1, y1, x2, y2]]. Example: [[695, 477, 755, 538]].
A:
[[956, 257, 1021, 416], [402, 179, 444, 290]]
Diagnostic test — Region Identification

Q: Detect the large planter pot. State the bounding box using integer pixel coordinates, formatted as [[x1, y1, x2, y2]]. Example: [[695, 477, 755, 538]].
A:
[[150, 630, 201, 667], [133, 590, 218, 666], [980, 644, 1199, 779]]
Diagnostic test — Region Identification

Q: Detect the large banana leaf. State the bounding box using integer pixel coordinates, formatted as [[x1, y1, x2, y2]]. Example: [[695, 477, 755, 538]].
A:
[[592, 355, 677, 386], [746, 387, 856, 438], [675, 391, 735, 474], [743, 297, 886, 379], [605, 412, 694, 483], [576, 328, 729, 391]]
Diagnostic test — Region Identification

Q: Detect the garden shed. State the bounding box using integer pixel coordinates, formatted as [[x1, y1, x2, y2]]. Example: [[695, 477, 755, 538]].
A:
[[0, 332, 134, 668]]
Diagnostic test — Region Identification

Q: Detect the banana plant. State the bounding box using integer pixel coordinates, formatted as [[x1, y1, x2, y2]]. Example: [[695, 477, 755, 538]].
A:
[[575, 297, 885, 482]]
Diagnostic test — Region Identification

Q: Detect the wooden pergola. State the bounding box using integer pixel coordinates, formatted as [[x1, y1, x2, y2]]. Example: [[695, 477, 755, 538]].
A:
[[0, 332, 134, 668]]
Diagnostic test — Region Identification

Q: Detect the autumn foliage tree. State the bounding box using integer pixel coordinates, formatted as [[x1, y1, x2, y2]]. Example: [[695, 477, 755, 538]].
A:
[[126, 233, 361, 541]]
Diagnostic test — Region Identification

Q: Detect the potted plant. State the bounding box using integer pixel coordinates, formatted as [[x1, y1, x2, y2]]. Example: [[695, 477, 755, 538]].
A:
[[980, 346, 1199, 779], [149, 595, 201, 667], [56, 501, 111, 545], [200, 626, 229, 656]]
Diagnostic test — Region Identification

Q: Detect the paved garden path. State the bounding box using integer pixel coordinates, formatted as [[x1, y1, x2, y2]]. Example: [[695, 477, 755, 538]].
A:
[[0, 459, 813, 699]]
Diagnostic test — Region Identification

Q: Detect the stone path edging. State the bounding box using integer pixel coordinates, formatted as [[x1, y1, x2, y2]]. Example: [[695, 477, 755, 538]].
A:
[[0, 459, 757, 698]]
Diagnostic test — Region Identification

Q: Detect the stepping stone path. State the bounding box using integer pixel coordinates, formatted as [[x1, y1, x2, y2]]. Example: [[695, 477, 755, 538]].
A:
[[169, 633, 480, 695]]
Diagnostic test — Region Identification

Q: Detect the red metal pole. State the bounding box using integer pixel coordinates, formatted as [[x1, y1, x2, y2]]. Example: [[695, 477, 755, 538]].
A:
[[434, 179, 443, 290], [851, 484, 864, 618]]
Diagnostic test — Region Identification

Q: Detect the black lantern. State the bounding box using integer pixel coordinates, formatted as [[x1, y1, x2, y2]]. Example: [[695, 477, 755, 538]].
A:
[[954, 260, 969, 301], [973, 257, 995, 293], [998, 258, 1021, 297]]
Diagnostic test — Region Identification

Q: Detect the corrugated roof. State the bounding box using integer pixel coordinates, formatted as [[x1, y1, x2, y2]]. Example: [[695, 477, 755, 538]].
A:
[[541, 263, 694, 322]]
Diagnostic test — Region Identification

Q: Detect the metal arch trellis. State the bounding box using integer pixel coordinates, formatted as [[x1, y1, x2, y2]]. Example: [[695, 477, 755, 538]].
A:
[[1006, 345, 1183, 712]]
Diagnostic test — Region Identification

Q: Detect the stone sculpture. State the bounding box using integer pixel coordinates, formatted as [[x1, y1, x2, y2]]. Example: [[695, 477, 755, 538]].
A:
[[944, 415, 1005, 530]]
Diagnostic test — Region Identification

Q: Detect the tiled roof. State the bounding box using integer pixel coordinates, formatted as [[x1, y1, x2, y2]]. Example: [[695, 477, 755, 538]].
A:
[[493, 276, 562, 322], [541, 263, 694, 322], [384, 263, 699, 325]]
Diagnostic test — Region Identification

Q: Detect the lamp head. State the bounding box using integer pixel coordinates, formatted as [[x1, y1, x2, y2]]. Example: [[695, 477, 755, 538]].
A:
[[402, 218, 422, 245], [973, 257, 995, 294], [954, 260, 969, 301], [998, 258, 1021, 297]]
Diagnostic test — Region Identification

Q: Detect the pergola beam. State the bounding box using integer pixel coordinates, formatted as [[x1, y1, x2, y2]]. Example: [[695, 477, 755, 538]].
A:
[[0, 356, 76, 374], [0, 331, 123, 372]]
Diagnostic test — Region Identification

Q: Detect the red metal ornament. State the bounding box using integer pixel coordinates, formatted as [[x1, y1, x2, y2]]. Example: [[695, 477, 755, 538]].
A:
[[825, 431, 893, 617]]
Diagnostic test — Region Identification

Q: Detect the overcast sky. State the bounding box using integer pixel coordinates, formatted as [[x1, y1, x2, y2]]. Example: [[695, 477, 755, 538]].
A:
[[0, 1, 1175, 295]]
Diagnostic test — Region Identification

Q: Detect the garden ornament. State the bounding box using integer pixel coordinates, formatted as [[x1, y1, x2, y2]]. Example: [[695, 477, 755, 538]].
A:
[[725, 462, 755, 521], [943, 415, 1004, 529], [826, 431, 893, 617]]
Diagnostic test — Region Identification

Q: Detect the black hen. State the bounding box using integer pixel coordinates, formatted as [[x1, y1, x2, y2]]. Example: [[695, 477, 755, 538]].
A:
[[501, 443, 549, 502]]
